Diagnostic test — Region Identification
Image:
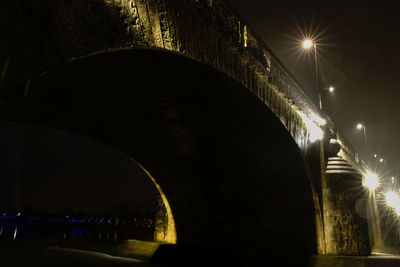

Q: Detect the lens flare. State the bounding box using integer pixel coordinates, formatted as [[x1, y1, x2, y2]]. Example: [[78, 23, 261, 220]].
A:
[[363, 171, 379, 191], [384, 191, 400, 216], [303, 39, 313, 49]]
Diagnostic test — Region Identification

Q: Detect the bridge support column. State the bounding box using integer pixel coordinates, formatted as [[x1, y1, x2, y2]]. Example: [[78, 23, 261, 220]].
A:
[[324, 156, 370, 255]]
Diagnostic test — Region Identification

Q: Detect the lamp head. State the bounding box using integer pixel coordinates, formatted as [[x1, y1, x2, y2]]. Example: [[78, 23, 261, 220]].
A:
[[303, 39, 313, 49]]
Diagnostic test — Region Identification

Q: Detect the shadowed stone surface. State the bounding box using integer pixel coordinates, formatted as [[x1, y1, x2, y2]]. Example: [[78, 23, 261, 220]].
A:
[[324, 157, 370, 255]]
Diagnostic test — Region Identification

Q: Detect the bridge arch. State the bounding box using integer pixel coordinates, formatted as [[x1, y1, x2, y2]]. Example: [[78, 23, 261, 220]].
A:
[[5, 48, 316, 266]]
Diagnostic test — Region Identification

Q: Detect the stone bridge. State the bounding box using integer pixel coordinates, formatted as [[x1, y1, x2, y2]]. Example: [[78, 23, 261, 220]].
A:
[[0, 0, 374, 266]]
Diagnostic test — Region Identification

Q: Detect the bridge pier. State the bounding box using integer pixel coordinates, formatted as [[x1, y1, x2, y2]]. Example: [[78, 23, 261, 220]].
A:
[[305, 137, 371, 256], [324, 156, 370, 255]]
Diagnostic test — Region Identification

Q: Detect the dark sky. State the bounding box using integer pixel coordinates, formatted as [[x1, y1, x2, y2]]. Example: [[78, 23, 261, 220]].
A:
[[229, 0, 400, 177], [0, 123, 158, 214]]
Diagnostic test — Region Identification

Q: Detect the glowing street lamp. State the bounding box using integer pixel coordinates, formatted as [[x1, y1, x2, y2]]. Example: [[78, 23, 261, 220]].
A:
[[364, 171, 383, 246], [356, 123, 368, 159], [329, 86, 334, 93], [303, 39, 313, 49], [302, 39, 322, 110], [384, 191, 400, 216], [378, 158, 387, 170]]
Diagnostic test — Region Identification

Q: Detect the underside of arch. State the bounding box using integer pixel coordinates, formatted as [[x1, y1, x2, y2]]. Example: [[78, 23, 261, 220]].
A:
[[3, 48, 316, 266]]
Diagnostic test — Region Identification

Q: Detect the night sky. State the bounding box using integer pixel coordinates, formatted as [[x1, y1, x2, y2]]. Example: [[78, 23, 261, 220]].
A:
[[0, 123, 158, 214], [229, 0, 400, 177]]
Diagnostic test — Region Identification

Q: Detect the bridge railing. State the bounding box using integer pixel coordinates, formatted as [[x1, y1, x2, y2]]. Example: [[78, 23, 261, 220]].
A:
[[199, 0, 362, 170]]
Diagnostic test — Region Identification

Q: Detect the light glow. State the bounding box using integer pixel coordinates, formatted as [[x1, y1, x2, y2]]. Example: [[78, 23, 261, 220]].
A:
[[356, 123, 364, 130], [329, 86, 334, 93], [363, 171, 380, 191], [303, 39, 313, 49], [310, 112, 326, 126], [384, 191, 400, 215], [298, 111, 324, 142], [134, 160, 177, 244]]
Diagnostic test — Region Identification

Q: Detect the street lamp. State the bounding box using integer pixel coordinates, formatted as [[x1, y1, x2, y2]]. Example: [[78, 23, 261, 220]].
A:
[[329, 86, 334, 93], [379, 158, 387, 170], [356, 123, 368, 160], [303, 39, 313, 49], [303, 39, 322, 110]]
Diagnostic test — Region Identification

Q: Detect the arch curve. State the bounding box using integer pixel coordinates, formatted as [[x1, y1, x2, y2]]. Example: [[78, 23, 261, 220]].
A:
[[4, 48, 316, 266]]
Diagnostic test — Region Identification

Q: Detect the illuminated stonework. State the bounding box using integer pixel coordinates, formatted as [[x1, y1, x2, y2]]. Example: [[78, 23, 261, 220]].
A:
[[133, 159, 177, 244], [297, 111, 324, 143]]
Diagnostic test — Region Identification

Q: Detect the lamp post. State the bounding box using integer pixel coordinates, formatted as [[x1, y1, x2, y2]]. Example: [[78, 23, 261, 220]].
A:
[[356, 123, 368, 160], [357, 123, 383, 249], [303, 39, 322, 110], [378, 157, 387, 173], [303, 38, 327, 254], [363, 170, 383, 249]]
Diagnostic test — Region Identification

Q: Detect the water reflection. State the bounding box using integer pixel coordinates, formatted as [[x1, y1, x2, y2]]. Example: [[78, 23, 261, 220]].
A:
[[13, 227, 17, 240]]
